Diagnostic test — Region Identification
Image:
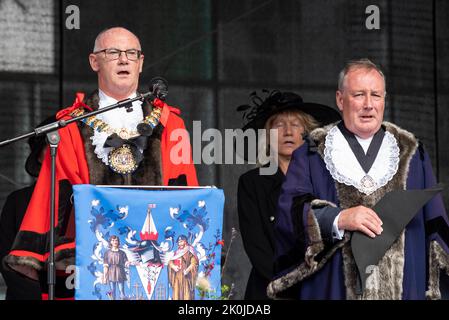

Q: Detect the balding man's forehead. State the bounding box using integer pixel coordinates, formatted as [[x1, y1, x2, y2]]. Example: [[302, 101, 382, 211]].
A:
[[94, 27, 141, 50], [342, 67, 385, 90]]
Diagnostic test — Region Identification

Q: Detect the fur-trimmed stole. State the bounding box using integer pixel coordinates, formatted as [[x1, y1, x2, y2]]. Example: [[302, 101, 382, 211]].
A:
[[268, 122, 423, 299]]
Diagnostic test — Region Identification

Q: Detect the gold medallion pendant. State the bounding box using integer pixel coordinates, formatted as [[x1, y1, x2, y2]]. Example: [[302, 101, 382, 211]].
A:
[[108, 145, 138, 174]]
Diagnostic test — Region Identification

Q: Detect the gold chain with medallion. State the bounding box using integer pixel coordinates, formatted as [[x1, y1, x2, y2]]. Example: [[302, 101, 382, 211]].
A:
[[70, 106, 162, 174]]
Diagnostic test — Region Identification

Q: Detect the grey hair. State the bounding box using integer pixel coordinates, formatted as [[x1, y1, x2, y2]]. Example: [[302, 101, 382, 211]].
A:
[[337, 58, 386, 92], [93, 27, 141, 52]]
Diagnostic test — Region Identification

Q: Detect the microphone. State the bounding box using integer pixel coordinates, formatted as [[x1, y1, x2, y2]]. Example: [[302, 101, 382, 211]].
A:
[[137, 77, 169, 137], [149, 76, 168, 101]]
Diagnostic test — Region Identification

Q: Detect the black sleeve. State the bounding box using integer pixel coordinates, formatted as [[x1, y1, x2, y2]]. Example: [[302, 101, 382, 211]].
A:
[[237, 174, 274, 280], [168, 174, 187, 186], [0, 186, 34, 266], [0, 187, 41, 300], [314, 206, 342, 244], [0, 192, 19, 270]]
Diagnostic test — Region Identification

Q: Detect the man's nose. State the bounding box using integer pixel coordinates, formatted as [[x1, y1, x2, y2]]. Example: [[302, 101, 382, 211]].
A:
[[118, 51, 129, 63], [364, 95, 374, 109]]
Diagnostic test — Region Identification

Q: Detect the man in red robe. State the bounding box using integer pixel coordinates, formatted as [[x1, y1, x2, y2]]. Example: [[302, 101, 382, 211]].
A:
[[4, 27, 198, 298]]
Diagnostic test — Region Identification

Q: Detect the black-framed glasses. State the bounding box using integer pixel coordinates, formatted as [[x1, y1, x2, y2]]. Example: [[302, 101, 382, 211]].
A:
[[93, 48, 143, 61]]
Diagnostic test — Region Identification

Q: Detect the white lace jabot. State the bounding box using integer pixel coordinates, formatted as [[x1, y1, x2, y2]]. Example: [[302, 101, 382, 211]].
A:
[[91, 90, 144, 165], [323, 126, 400, 195]]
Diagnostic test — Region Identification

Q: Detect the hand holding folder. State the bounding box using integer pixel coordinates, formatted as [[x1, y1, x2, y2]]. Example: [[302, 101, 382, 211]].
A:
[[351, 186, 443, 293]]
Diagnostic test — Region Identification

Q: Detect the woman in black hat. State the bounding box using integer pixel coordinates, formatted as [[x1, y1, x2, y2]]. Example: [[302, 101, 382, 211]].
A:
[[237, 90, 340, 299]]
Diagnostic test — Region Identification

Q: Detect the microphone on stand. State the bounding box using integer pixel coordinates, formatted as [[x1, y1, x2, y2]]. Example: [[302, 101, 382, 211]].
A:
[[149, 76, 168, 101], [125, 77, 169, 113], [137, 77, 169, 136]]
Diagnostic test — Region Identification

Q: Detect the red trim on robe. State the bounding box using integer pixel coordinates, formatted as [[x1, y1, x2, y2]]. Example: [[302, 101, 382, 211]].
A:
[[9, 94, 198, 263]]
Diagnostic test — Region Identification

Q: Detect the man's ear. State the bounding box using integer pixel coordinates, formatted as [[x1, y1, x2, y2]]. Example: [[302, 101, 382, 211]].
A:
[[139, 54, 144, 73], [336, 90, 344, 112], [89, 53, 99, 72]]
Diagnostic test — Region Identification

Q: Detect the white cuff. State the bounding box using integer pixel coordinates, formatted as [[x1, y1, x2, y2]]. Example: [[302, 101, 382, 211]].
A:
[[332, 212, 345, 240]]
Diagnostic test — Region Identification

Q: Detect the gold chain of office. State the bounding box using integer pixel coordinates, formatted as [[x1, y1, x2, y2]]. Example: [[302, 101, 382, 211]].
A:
[[70, 106, 162, 140], [70, 106, 162, 174]]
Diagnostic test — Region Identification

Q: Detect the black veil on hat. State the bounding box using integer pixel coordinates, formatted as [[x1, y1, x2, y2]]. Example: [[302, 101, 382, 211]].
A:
[[25, 115, 56, 177], [235, 90, 341, 161]]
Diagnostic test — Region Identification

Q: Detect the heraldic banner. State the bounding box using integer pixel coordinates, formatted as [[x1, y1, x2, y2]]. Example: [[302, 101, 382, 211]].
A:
[[73, 185, 225, 300]]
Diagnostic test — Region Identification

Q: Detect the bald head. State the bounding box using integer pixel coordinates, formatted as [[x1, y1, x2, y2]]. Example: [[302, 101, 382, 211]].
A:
[[89, 27, 144, 100], [93, 27, 141, 52]]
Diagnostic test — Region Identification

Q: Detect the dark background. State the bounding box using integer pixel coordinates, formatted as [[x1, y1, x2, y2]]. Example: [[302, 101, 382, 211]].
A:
[[0, 0, 448, 299]]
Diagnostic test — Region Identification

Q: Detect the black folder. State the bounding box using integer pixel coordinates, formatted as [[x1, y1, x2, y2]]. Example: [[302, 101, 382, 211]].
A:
[[351, 186, 443, 293]]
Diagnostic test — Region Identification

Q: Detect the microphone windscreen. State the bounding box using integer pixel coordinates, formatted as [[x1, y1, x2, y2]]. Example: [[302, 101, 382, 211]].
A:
[[150, 77, 168, 100]]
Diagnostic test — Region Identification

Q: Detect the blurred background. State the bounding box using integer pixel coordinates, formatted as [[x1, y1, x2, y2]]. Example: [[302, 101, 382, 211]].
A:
[[0, 0, 448, 299]]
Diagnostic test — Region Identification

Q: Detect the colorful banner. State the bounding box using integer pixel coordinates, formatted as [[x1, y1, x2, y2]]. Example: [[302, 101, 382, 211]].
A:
[[73, 185, 224, 300]]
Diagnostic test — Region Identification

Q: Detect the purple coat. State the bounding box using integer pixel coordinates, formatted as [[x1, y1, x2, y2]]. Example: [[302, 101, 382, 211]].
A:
[[270, 123, 449, 300]]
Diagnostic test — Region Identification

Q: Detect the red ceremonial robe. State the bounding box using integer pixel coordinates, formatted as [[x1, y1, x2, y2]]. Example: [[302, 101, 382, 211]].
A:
[[5, 92, 198, 283]]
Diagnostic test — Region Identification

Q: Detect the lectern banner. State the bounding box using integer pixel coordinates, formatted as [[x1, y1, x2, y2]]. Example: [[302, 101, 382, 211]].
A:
[[73, 185, 224, 300]]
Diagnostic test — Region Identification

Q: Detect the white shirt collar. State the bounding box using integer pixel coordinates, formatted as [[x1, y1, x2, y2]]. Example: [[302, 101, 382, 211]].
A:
[[355, 135, 373, 154], [97, 89, 143, 130]]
